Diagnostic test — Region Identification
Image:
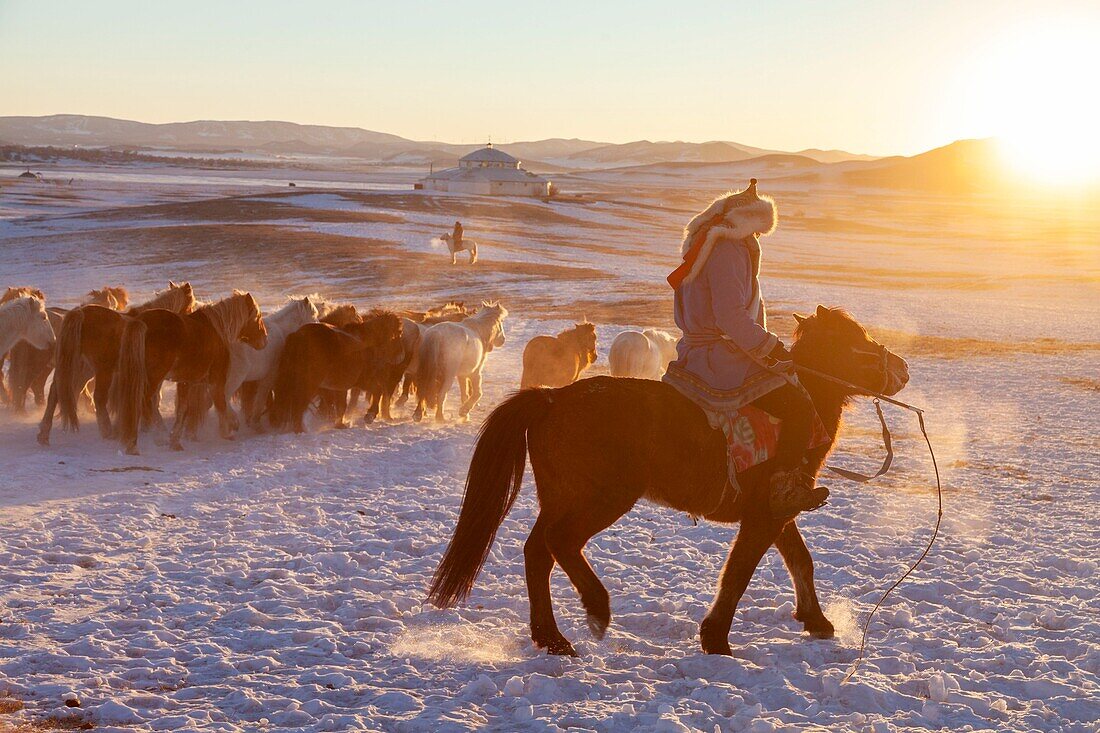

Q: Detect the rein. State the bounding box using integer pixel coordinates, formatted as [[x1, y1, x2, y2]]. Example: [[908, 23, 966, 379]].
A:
[[781, 360, 944, 682]]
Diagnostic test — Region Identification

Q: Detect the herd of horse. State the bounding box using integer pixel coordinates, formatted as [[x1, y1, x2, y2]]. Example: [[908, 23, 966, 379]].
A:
[[1, 279, 917, 658]]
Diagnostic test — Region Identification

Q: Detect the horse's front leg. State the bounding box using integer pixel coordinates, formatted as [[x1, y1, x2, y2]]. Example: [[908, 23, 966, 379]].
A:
[[774, 521, 834, 638], [93, 369, 115, 439], [700, 514, 786, 655], [37, 379, 60, 446]]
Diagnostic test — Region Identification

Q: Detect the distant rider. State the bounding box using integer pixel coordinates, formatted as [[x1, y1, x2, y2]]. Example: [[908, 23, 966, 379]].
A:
[[452, 221, 464, 251], [663, 179, 829, 520]]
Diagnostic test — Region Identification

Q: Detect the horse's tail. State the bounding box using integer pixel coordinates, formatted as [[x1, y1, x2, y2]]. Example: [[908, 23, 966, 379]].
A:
[[54, 308, 86, 431], [111, 318, 147, 452], [271, 332, 309, 432], [415, 333, 446, 409], [427, 388, 553, 608]]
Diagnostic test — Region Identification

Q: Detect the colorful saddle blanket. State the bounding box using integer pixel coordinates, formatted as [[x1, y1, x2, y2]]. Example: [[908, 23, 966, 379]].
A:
[[719, 404, 832, 474]]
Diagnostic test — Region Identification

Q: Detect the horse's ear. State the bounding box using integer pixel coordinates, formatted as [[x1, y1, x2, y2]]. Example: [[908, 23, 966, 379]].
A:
[[169, 280, 177, 287], [815, 305, 831, 319], [793, 313, 807, 323]]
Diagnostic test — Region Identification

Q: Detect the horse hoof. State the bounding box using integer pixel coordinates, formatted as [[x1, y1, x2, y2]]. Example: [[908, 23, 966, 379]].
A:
[[699, 619, 733, 655], [802, 617, 835, 639], [124, 446, 140, 456], [546, 639, 578, 657], [586, 613, 609, 640], [37, 434, 49, 447], [363, 414, 376, 425], [170, 442, 184, 452]]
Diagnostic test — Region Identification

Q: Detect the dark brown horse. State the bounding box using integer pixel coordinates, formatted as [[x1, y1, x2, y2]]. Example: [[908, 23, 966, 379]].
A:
[[428, 306, 910, 656], [270, 310, 403, 432], [37, 283, 196, 446], [144, 292, 267, 452]]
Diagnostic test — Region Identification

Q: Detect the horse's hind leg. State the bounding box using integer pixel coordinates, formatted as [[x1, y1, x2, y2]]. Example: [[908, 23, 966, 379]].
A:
[[699, 515, 785, 655], [774, 521, 834, 638], [37, 379, 60, 445], [544, 504, 631, 641], [525, 514, 576, 656]]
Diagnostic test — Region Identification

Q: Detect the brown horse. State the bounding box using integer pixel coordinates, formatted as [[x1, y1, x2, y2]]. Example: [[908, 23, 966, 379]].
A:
[[141, 292, 267, 452], [519, 322, 598, 389], [428, 306, 910, 656], [270, 311, 403, 432], [37, 282, 196, 446]]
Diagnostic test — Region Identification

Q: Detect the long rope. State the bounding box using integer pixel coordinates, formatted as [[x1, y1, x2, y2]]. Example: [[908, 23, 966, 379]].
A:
[[842, 409, 942, 682], [771, 361, 945, 682]]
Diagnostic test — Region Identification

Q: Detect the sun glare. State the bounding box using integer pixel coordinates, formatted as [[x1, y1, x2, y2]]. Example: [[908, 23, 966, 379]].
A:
[[967, 20, 1100, 185]]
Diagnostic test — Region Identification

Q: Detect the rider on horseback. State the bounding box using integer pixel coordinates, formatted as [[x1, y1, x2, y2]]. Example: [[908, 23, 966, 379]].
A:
[[664, 179, 829, 520], [452, 221, 464, 251]]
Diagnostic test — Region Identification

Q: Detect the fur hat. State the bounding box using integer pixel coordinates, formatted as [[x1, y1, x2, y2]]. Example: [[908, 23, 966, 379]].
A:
[[668, 179, 777, 289]]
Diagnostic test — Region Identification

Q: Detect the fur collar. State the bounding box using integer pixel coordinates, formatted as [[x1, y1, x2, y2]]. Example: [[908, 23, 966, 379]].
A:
[[680, 195, 776, 256]]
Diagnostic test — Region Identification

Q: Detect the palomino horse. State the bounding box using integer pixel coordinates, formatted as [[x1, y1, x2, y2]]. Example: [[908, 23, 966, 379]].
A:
[[0, 287, 47, 405], [226, 296, 319, 431], [608, 328, 679, 380], [519, 322, 597, 389], [270, 310, 404, 432], [440, 233, 478, 265], [413, 302, 507, 422], [428, 306, 910, 656], [318, 302, 362, 328], [7, 287, 130, 413], [150, 292, 267, 452], [0, 297, 56, 373], [37, 282, 196, 446]]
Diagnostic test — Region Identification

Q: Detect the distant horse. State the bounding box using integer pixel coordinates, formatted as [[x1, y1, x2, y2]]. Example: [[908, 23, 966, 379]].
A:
[[520, 322, 597, 389], [225, 296, 319, 431], [608, 328, 678, 380], [155, 292, 267, 452], [85, 286, 130, 311], [0, 297, 56, 370], [37, 282, 196, 446], [427, 306, 910, 656], [0, 286, 47, 405], [440, 233, 478, 265], [270, 310, 403, 432], [413, 301, 507, 422]]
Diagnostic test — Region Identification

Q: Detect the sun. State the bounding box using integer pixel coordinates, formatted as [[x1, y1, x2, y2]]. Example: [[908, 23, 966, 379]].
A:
[[966, 19, 1100, 185]]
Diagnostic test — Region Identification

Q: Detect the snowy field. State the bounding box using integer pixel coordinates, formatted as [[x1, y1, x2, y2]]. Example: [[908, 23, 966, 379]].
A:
[[0, 165, 1097, 731]]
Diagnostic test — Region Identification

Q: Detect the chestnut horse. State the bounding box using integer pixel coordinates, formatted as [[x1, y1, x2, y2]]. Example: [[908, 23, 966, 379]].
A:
[[519, 322, 598, 389], [428, 306, 910, 656], [130, 292, 267, 453], [37, 282, 196, 446], [269, 310, 403, 432]]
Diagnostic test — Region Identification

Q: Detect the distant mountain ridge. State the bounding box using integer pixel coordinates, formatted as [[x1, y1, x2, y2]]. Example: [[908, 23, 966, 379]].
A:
[[0, 114, 876, 168]]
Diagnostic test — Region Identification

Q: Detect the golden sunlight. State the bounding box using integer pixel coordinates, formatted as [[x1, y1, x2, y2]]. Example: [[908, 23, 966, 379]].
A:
[[969, 20, 1100, 185]]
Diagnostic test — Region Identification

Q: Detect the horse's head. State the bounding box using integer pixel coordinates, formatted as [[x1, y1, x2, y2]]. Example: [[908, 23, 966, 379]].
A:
[[482, 301, 508, 350], [574, 321, 597, 365], [2, 286, 46, 305], [18, 296, 55, 350], [236, 292, 268, 350], [299, 295, 320, 323], [792, 305, 909, 397]]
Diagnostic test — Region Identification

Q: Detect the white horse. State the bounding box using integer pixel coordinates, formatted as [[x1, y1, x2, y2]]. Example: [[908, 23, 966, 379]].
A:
[[440, 233, 478, 265], [608, 328, 678, 380], [0, 296, 55, 358], [226, 296, 319, 430], [413, 302, 507, 422]]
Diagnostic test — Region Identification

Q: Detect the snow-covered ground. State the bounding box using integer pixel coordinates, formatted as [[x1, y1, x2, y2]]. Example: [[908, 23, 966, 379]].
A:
[[0, 168, 1097, 731]]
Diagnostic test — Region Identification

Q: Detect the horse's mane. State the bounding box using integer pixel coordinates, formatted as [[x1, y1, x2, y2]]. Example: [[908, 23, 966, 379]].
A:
[[1, 286, 45, 305], [86, 286, 130, 310], [353, 308, 403, 345], [319, 302, 361, 327], [133, 283, 195, 314], [267, 295, 318, 327], [557, 321, 595, 339], [197, 291, 261, 344], [793, 306, 867, 344], [404, 301, 474, 324]]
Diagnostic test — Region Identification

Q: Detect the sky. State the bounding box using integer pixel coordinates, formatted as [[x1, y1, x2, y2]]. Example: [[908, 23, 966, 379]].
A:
[[1, 0, 1098, 156]]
